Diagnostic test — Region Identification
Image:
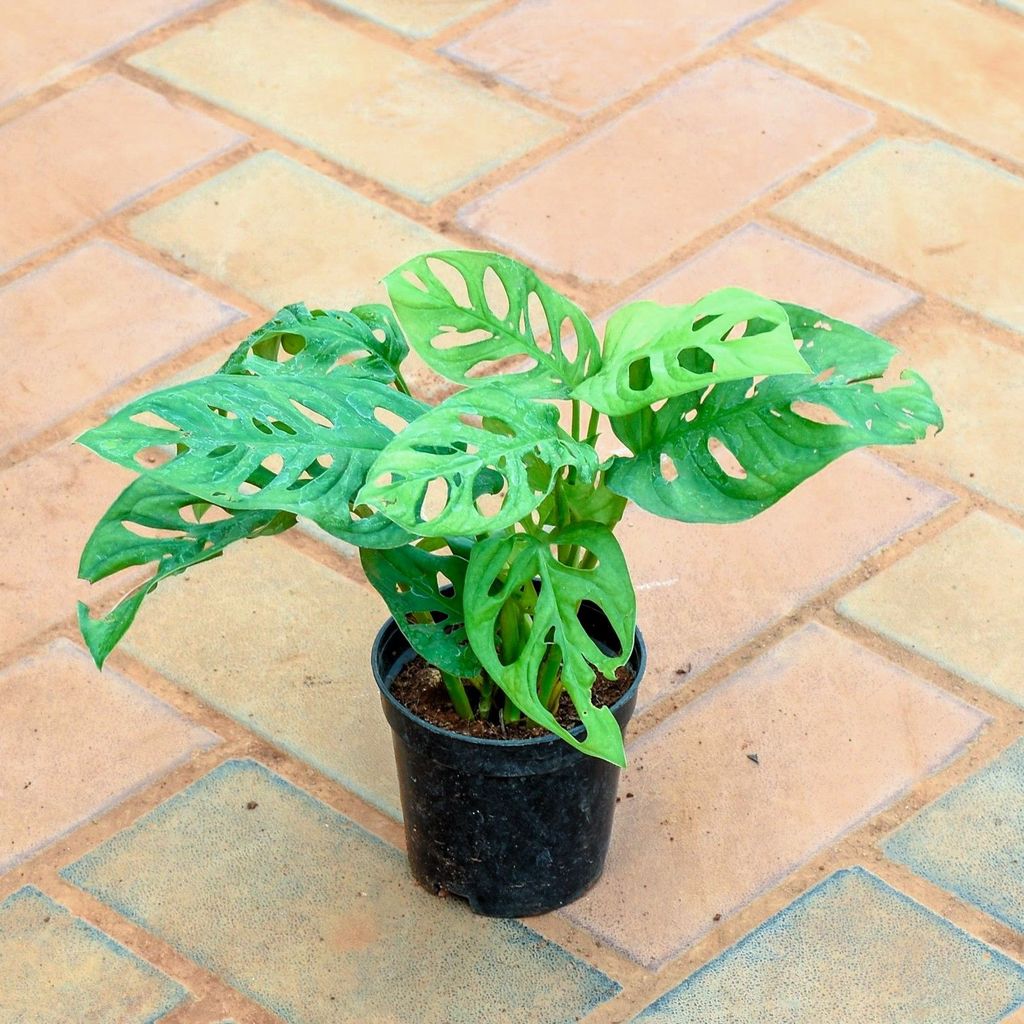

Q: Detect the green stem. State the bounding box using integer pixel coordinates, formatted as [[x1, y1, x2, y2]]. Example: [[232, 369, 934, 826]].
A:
[[570, 399, 581, 441], [441, 671, 474, 721], [538, 648, 562, 710], [478, 673, 495, 718], [392, 366, 412, 397]]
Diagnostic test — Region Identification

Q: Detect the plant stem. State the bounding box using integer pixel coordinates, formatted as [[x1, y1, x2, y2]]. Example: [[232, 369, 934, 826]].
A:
[[538, 648, 561, 710], [570, 399, 581, 441], [478, 673, 495, 718], [392, 366, 412, 397], [441, 671, 474, 721]]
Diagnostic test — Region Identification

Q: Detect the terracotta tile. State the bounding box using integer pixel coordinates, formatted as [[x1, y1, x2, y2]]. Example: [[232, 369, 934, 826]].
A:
[[562, 624, 986, 966], [130, 0, 559, 202], [758, 0, 1024, 163], [122, 539, 403, 819], [630, 869, 1024, 1022], [0, 75, 243, 273], [461, 59, 873, 285], [446, 0, 789, 115], [325, 0, 498, 37], [0, 443, 133, 658], [775, 139, 1024, 332], [0, 0, 214, 108], [0, 641, 217, 872], [0, 241, 242, 456], [618, 452, 951, 709], [839, 512, 1024, 707], [62, 759, 620, 1022], [0, 887, 187, 1022]]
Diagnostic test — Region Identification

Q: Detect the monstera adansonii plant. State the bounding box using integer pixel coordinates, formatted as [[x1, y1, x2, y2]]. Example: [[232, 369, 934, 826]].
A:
[[76, 249, 941, 768]]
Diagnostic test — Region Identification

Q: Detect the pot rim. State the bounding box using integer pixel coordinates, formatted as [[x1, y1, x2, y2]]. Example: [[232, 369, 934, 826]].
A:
[[371, 615, 647, 752]]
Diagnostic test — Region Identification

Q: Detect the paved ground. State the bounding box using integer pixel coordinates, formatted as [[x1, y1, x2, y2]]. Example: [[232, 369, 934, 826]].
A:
[[1, 0, 1022, 1020]]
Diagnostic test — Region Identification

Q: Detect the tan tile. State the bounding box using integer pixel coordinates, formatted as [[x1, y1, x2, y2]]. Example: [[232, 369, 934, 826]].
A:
[[0, 641, 217, 871], [0, 0, 214, 108], [461, 59, 873, 285], [0, 241, 242, 455], [325, 0, 498, 37], [562, 623, 986, 966], [122, 539, 403, 818], [0, 75, 242, 273], [839, 513, 1024, 707], [0, 444, 133, 658], [758, 0, 1024, 163], [130, 0, 559, 202], [775, 139, 1024, 332], [619, 452, 951, 709], [447, 0, 789, 115]]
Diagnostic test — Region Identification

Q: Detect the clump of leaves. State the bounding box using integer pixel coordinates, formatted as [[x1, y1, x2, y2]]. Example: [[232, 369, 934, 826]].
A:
[[76, 250, 941, 766]]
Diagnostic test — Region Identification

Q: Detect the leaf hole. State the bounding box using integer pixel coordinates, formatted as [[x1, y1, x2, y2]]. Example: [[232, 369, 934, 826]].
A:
[[483, 266, 510, 320], [418, 477, 450, 523], [790, 400, 850, 427], [375, 406, 409, 434], [426, 258, 471, 309], [289, 399, 332, 429], [660, 453, 679, 482], [708, 437, 746, 479], [129, 411, 181, 433], [628, 356, 654, 392], [433, 325, 493, 350]]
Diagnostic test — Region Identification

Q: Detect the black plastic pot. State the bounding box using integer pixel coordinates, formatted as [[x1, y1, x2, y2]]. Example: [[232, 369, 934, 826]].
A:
[[371, 607, 646, 918]]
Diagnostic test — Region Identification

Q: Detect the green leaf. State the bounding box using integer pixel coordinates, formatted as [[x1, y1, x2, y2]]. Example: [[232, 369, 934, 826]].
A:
[[605, 304, 943, 524], [464, 524, 635, 766], [384, 250, 599, 395], [574, 288, 812, 416], [360, 544, 481, 678], [357, 387, 598, 537], [77, 476, 295, 667], [77, 373, 427, 547]]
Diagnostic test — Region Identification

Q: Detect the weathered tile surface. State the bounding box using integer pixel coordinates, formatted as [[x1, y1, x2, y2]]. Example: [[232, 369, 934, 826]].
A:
[[122, 539, 402, 818], [62, 759, 620, 1023], [631, 869, 1024, 1023], [131, 152, 449, 311], [884, 739, 1024, 934], [461, 59, 873, 285], [0, 241, 242, 455], [446, 0, 787, 114], [0, 640, 217, 871], [0, 886, 186, 1023], [620, 452, 951, 708], [758, 0, 1024, 163], [839, 513, 1024, 707], [131, 0, 559, 202], [325, 0, 498, 36], [562, 624, 985, 966], [0, 75, 242, 272], [775, 139, 1024, 332]]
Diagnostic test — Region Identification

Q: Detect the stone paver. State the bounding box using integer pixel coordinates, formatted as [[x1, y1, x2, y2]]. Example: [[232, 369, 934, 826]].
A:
[[0, 241, 242, 455], [630, 868, 1024, 1023], [562, 623, 985, 966], [460, 58, 873, 285], [884, 738, 1024, 934], [324, 0, 498, 36], [446, 0, 787, 115], [122, 539, 402, 819], [131, 0, 560, 202], [839, 513, 1024, 708], [0, 640, 217, 871], [0, 74, 242, 273], [758, 0, 1024, 164], [776, 139, 1024, 332], [62, 759, 620, 1024], [0, 886, 187, 1023]]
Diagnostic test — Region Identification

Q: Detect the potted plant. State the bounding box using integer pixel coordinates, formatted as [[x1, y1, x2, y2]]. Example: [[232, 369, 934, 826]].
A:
[[75, 249, 941, 917]]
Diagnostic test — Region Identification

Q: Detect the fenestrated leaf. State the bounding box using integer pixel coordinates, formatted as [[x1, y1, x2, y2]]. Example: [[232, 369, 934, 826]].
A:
[[463, 524, 636, 766], [605, 303, 943, 524], [574, 288, 812, 416], [357, 387, 598, 537], [77, 476, 295, 667], [384, 250, 599, 395], [360, 544, 480, 677], [77, 373, 428, 547]]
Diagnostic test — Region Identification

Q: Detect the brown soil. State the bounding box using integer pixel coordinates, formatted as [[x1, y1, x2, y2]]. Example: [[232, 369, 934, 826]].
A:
[[390, 656, 633, 740]]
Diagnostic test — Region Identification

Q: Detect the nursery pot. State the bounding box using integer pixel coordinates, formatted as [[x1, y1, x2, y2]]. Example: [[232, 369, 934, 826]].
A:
[[371, 606, 646, 918]]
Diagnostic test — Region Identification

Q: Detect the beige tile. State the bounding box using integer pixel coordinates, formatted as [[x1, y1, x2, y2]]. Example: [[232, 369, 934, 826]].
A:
[[130, 0, 560, 202], [839, 513, 1024, 707], [325, 0, 498, 37], [619, 452, 952, 709], [447, 0, 788, 114], [758, 0, 1024, 163], [461, 59, 873, 285], [775, 139, 1024, 332], [562, 623, 986, 966], [0, 241, 242, 455], [0, 74, 243, 273], [0, 641, 217, 871]]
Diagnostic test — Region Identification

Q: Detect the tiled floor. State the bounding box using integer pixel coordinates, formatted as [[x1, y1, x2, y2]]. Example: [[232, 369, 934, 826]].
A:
[[1, 0, 1021, 1020]]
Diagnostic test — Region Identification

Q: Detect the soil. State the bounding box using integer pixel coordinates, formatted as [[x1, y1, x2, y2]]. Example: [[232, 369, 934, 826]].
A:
[[390, 656, 634, 740]]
